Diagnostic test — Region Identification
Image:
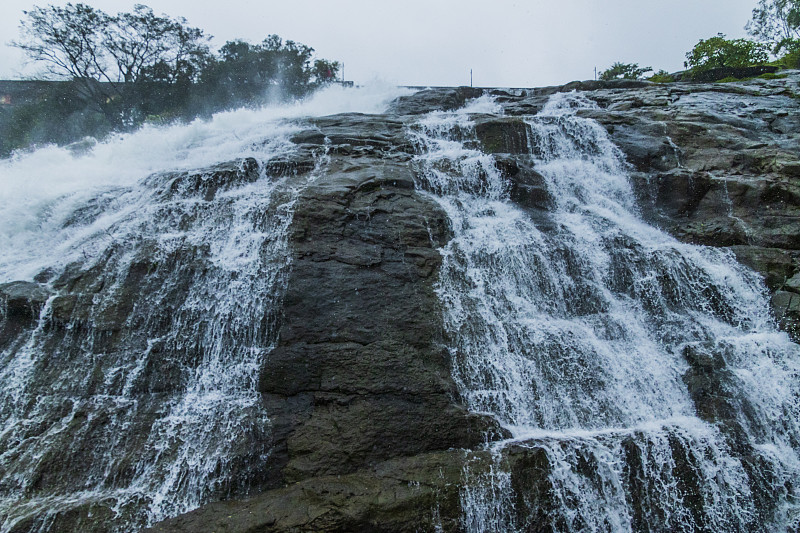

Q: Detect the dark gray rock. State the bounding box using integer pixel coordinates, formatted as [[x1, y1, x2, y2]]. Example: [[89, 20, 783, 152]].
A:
[[474, 117, 530, 154], [772, 291, 800, 341], [0, 281, 51, 353], [388, 87, 485, 115], [0, 280, 51, 321], [258, 152, 508, 485], [144, 445, 555, 533]]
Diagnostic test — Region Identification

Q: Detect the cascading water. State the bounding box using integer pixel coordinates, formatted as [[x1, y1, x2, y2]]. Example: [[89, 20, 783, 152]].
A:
[[0, 85, 409, 533], [410, 93, 800, 532]]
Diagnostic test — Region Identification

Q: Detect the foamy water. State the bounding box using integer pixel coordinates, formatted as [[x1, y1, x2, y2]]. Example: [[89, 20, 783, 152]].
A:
[[0, 82, 410, 533], [410, 92, 800, 532], [0, 82, 412, 282]]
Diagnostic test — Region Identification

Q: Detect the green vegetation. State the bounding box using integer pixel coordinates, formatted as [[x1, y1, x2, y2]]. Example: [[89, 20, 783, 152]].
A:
[[771, 41, 800, 67], [684, 33, 769, 72], [747, 0, 800, 53], [758, 71, 790, 78], [648, 70, 674, 83], [747, 1, 800, 69], [599, 1, 800, 87], [599, 62, 652, 81], [1, 2, 341, 157]]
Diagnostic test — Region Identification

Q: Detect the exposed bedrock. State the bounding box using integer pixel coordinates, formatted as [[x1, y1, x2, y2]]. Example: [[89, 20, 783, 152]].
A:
[[256, 149, 507, 484], [5, 75, 800, 532]]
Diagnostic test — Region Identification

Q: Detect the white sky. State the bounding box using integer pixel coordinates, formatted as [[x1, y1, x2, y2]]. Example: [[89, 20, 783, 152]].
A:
[[1, 0, 758, 87]]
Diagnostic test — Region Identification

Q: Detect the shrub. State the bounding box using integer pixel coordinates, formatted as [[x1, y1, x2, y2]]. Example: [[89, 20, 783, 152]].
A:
[[648, 70, 674, 83], [685, 34, 770, 72], [775, 40, 800, 67], [599, 62, 652, 81]]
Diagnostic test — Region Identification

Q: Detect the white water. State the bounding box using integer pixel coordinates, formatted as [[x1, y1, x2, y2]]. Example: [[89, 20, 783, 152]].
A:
[[411, 93, 800, 532], [0, 82, 410, 283], [0, 83, 409, 532]]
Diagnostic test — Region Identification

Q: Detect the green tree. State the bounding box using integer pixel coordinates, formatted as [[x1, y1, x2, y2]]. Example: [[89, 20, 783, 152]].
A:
[[12, 2, 212, 119], [12, 3, 108, 82], [747, 0, 800, 53], [312, 59, 341, 85], [684, 33, 769, 71], [199, 35, 336, 109], [7, 3, 342, 153], [599, 62, 652, 81]]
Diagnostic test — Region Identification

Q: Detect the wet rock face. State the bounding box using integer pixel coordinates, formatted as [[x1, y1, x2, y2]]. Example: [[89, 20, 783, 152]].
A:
[[7, 75, 800, 532], [0, 281, 52, 350], [151, 76, 797, 531], [135, 111, 508, 531], [388, 86, 485, 115], [257, 134, 506, 484]]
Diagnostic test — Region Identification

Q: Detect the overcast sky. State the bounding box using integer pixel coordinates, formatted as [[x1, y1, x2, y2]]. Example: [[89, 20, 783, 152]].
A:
[[1, 0, 758, 87]]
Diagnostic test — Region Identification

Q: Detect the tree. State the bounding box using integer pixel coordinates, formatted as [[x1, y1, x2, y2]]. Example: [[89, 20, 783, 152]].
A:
[[199, 35, 333, 109], [13, 4, 109, 82], [684, 34, 769, 71], [103, 5, 210, 85], [312, 59, 340, 86], [747, 0, 800, 53], [599, 62, 652, 81], [13, 3, 212, 112], [9, 3, 342, 150]]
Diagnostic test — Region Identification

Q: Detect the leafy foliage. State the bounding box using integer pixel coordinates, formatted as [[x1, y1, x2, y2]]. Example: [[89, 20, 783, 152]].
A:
[[0, 81, 111, 156], [648, 70, 674, 83], [599, 62, 652, 81], [776, 42, 800, 67], [747, 0, 800, 53], [5, 3, 341, 156], [197, 36, 339, 110], [312, 59, 341, 86], [684, 34, 769, 71], [13, 3, 211, 112]]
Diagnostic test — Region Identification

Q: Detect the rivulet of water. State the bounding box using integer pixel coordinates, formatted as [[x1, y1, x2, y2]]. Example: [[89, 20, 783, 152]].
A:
[[0, 84, 408, 533], [409, 92, 800, 532]]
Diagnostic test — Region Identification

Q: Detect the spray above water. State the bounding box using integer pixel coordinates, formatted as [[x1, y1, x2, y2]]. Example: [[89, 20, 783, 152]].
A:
[[410, 91, 800, 532], [0, 82, 411, 283], [0, 83, 409, 533]]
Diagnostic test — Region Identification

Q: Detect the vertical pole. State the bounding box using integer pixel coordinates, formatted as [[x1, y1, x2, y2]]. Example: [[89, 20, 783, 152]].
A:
[[471, 69, 473, 87], [342, 63, 345, 83], [594, 67, 597, 81]]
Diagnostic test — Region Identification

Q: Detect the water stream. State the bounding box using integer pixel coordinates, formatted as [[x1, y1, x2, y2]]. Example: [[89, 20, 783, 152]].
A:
[[0, 85, 407, 533], [410, 93, 800, 532], [0, 85, 798, 532]]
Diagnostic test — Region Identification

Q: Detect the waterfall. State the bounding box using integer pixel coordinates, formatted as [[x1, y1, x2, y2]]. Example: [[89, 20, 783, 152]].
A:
[[410, 93, 800, 532], [0, 85, 408, 533]]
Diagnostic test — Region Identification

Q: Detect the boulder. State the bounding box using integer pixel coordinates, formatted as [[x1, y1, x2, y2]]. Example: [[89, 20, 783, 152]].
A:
[[388, 87, 485, 115]]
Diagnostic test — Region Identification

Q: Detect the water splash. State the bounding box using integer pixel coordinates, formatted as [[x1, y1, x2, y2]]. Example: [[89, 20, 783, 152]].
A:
[[410, 91, 800, 532], [0, 83, 400, 532]]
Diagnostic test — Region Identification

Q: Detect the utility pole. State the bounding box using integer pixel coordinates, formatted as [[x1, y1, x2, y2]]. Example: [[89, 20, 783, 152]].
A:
[[470, 69, 473, 88], [594, 67, 597, 81]]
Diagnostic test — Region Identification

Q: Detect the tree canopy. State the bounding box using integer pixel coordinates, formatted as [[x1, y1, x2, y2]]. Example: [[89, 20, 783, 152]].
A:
[[13, 4, 211, 89], [4, 2, 341, 156], [599, 62, 652, 81], [684, 33, 769, 71], [747, 0, 800, 53]]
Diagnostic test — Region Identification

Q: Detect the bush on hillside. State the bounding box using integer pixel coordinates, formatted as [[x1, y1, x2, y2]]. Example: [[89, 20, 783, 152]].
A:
[[684, 34, 770, 72], [599, 62, 653, 81]]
